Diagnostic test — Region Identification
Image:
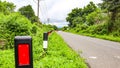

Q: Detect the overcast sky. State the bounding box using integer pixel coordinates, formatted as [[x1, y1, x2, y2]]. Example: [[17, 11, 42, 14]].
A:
[[6, 0, 102, 27]]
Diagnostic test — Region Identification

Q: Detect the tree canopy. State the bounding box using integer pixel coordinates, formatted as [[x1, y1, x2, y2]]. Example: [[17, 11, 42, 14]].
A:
[[66, 1, 97, 27], [18, 5, 39, 23], [65, 0, 120, 37], [98, 0, 120, 32]]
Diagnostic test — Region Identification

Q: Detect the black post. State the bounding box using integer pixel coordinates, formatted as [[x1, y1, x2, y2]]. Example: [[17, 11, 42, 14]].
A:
[[43, 32, 48, 41], [43, 32, 48, 50], [14, 36, 33, 68]]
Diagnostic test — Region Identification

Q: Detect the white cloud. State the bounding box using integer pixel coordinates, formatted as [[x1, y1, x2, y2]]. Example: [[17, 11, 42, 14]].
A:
[[5, 0, 102, 27]]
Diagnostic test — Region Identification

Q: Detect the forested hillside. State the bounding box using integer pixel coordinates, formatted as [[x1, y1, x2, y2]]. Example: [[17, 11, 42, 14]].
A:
[[64, 1, 120, 42]]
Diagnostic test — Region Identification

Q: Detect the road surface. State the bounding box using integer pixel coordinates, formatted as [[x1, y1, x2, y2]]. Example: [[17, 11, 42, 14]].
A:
[[57, 31, 120, 68]]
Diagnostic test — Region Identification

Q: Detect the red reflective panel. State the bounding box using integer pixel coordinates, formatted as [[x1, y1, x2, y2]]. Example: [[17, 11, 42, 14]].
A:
[[18, 44, 30, 66]]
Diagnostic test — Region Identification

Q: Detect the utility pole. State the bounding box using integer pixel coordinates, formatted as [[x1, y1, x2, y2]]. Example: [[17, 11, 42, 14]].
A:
[[47, 18, 49, 24], [37, 0, 40, 22]]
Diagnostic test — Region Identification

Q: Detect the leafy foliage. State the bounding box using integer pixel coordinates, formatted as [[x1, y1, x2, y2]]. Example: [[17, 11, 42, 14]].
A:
[[0, 1, 87, 68], [18, 5, 39, 23], [0, 32, 87, 68], [86, 9, 104, 25], [66, 8, 83, 27], [66, 1, 97, 27], [65, 1, 120, 42], [99, 0, 120, 32], [0, 13, 32, 49], [0, 0, 15, 14]]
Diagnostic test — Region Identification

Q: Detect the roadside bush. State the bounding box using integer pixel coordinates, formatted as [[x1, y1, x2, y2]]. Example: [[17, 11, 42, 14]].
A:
[[80, 24, 88, 30], [112, 29, 120, 37], [84, 23, 108, 35], [0, 13, 32, 49], [31, 24, 38, 35]]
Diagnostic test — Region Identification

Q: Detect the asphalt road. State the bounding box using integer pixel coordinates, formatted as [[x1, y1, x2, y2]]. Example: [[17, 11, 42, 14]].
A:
[[57, 31, 120, 68]]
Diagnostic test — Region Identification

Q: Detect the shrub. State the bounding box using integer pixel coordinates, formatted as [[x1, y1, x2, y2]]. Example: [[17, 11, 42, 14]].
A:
[[31, 24, 38, 35], [0, 13, 32, 49]]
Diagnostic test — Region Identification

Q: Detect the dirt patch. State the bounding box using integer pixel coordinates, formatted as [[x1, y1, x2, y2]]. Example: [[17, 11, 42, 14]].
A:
[[0, 39, 6, 49], [86, 62, 91, 68]]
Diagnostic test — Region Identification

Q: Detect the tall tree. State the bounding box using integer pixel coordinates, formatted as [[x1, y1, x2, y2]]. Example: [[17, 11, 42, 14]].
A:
[[99, 0, 120, 32], [82, 1, 97, 23], [18, 5, 39, 23], [66, 8, 83, 27], [83, 1, 97, 15], [66, 1, 97, 27]]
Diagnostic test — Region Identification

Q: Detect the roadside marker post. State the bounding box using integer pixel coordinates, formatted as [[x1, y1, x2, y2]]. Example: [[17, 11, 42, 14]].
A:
[[48, 31, 52, 35], [43, 32, 48, 50], [14, 36, 33, 68]]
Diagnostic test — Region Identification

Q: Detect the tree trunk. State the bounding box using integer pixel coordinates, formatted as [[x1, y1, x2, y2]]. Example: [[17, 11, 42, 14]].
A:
[[108, 10, 117, 32]]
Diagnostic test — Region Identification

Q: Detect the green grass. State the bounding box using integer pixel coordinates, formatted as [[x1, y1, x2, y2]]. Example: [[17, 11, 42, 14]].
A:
[[0, 49, 14, 68], [79, 33, 120, 42], [66, 30, 120, 42], [38, 32, 87, 68], [0, 32, 87, 68]]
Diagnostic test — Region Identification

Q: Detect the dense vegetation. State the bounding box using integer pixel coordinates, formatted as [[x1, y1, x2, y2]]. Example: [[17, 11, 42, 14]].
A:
[[18, 5, 39, 23], [0, 32, 87, 68], [0, 0, 15, 14], [64, 1, 120, 42], [0, 1, 87, 68], [34, 32, 87, 68], [0, 1, 53, 50]]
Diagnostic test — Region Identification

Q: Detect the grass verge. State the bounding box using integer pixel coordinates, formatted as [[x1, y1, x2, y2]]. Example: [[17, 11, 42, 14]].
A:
[[66, 30, 120, 42], [36, 32, 87, 68], [0, 32, 87, 68]]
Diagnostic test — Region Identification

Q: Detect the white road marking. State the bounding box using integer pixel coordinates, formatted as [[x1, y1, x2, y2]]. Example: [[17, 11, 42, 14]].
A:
[[114, 56, 120, 59], [88, 56, 97, 59]]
